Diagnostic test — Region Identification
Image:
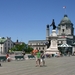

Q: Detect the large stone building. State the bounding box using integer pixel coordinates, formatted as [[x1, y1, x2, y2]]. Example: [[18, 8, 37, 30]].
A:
[[0, 37, 14, 54], [28, 40, 47, 51], [28, 14, 75, 53], [57, 15, 75, 45]]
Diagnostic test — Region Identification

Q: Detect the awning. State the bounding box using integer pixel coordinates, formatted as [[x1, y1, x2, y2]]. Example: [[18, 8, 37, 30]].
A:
[[58, 43, 72, 47]]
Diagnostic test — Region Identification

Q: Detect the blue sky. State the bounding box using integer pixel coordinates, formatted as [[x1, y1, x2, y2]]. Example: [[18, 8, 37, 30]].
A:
[[0, 0, 75, 43]]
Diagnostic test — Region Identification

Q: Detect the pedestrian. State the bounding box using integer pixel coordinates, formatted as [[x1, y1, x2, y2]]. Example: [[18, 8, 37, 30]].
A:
[[32, 51, 37, 66], [40, 51, 45, 66], [36, 50, 41, 67], [6, 53, 9, 58], [68, 52, 70, 57], [6, 53, 11, 62]]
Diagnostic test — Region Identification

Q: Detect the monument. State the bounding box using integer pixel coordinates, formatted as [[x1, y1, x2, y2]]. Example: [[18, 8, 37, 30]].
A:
[[45, 19, 59, 55]]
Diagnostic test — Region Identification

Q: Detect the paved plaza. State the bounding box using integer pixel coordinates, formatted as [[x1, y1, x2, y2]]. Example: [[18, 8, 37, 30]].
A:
[[0, 56, 75, 75]]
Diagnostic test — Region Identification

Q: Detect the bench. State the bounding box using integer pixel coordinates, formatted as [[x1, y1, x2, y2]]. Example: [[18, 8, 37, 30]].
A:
[[0, 56, 7, 61], [15, 56, 24, 60], [28, 55, 35, 59]]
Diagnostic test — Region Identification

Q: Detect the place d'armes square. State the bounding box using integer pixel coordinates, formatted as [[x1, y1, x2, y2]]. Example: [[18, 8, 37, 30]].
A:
[[0, 1, 75, 75], [0, 14, 75, 75]]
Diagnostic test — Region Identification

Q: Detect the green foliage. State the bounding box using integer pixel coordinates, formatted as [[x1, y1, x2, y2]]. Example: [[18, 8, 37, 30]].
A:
[[26, 45, 33, 53], [11, 47, 17, 51], [10, 43, 33, 53]]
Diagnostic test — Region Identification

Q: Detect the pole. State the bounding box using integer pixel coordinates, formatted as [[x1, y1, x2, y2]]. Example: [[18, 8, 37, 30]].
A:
[[1, 47, 2, 54], [64, 8, 66, 14], [0, 39, 2, 54], [63, 6, 66, 14]]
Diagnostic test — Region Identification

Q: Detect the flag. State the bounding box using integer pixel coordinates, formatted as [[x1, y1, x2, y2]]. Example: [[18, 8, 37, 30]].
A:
[[63, 6, 66, 9]]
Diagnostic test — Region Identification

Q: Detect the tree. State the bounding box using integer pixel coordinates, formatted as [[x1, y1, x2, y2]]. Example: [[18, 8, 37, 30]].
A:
[[10, 43, 33, 53], [26, 45, 33, 53]]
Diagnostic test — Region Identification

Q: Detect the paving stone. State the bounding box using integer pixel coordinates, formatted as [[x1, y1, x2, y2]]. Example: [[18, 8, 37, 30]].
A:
[[0, 56, 75, 75]]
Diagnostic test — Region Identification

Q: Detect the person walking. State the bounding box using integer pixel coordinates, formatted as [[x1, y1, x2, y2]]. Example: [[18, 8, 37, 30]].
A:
[[40, 51, 45, 66], [36, 50, 41, 67], [6, 53, 11, 62]]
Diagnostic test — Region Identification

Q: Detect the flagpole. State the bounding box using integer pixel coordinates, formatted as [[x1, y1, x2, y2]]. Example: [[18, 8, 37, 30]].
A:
[[65, 8, 66, 14], [63, 6, 66, 14]]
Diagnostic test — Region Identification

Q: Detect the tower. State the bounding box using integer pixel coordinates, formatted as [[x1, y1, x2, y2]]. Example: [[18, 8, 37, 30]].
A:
[[58, 15, 74, 36], [46, 25, 50, 40], [57, 14, 75, 45]]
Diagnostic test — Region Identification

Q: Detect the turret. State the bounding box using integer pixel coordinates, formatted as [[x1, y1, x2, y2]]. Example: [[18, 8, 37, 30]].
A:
[[46, 24, 50, 40], [58, 14, 74, 36]]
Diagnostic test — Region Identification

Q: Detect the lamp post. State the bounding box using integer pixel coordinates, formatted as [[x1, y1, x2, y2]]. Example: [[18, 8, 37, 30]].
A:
[[0, 41, 2, 67], [1, 41, 2, 54]]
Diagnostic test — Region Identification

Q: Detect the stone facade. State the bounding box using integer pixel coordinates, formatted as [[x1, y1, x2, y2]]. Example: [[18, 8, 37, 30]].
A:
[[57, 15, 75, 45], [0, 37, 14, 54], [28, 40, 47, 52]]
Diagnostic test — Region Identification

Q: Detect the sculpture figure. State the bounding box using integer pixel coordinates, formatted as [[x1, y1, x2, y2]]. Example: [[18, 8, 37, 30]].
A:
[[50, 19, 56, 30]]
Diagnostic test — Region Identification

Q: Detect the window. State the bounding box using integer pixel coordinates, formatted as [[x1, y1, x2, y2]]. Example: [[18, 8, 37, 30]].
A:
[[36, 47, 38, 50], [36, 43, 38, 45], [42, 47, 44, 50], [5, 43, 6, 46], [8, 47, 10, 50], [62, 29, 64, 32], [8, 43, 10, 46], [4, 47, 6, 53], [39, 47, 40, 50], [1, 47, 2, 49], [5, 47, 6, 50]]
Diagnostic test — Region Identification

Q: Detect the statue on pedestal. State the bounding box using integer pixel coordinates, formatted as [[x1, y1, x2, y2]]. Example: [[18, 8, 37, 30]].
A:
[[45, 19, 59, 55]]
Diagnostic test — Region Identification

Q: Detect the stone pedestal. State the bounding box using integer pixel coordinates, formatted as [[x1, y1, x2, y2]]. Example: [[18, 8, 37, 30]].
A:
[[45, 30, 59, 54]]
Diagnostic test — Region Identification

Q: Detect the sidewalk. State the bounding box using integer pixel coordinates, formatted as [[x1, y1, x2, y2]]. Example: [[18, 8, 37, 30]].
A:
[[0, 56, 75, 75]]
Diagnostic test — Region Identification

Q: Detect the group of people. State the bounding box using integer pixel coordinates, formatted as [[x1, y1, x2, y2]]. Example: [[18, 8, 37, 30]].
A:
[[33, 50, 45, 67]]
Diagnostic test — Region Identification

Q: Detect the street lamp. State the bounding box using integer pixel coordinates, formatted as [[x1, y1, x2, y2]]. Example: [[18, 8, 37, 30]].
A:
[[1, 40, 3, 54]]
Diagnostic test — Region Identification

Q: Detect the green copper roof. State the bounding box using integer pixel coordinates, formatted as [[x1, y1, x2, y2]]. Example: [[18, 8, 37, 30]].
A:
[[0, 37, 7, 44], [60, 15, 71, 24]]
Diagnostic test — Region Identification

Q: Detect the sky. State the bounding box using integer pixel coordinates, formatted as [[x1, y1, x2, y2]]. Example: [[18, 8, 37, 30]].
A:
[[0, 0, 75, 44]]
